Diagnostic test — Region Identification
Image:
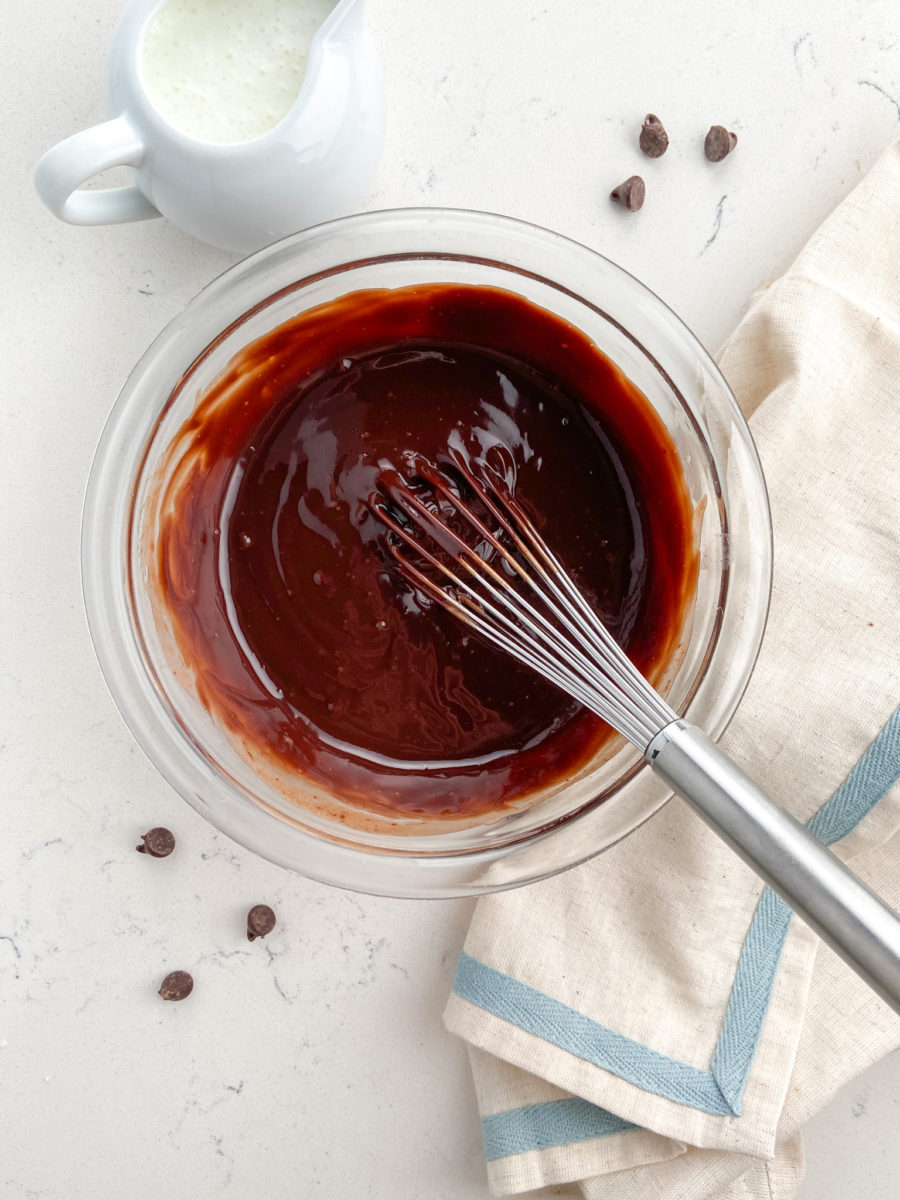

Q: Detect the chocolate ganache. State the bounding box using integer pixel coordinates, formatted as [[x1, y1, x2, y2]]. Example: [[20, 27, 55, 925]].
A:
[[150, 284, 697, 821]]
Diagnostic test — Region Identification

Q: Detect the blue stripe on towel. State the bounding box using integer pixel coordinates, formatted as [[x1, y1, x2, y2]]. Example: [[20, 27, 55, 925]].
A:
[[710, 703, 900, 1111], [455, 705, 900, 1156], [482, 1097, 637, 1161], [807, 706, 900, 846], [709, 885, 794, 1111], [455, 953, 733, 1113]]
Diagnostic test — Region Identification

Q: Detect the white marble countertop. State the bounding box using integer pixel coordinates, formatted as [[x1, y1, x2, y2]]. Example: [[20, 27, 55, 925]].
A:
[[3, 1, 899, 1196]]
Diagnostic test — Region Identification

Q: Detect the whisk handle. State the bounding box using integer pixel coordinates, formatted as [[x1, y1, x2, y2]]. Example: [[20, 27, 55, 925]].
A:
[[646, 720, 900, 1015]]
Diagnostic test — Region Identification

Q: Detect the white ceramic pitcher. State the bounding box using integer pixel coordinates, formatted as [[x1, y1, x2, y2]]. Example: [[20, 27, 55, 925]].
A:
[[35, 0, 384, 253]]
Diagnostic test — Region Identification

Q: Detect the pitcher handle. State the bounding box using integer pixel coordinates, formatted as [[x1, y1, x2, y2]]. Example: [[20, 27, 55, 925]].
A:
[[35, 115, 160, 225]]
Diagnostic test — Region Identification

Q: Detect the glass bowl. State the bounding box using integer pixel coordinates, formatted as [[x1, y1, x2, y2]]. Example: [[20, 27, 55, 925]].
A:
[[82, 208, 772, 897]]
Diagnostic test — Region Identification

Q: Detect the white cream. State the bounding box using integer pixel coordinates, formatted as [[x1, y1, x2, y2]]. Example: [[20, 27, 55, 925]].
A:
[[141, 0, 337, 144]]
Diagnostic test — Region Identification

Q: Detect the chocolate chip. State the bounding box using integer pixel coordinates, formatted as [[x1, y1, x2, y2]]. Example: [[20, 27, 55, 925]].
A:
[[247, 904, 277, 941], [158, 970, 193, 1001], [610, 175, 645, 211], [639, 114, 669, 158], [136, 827, 175, 857], [704, 125, 738, 162]]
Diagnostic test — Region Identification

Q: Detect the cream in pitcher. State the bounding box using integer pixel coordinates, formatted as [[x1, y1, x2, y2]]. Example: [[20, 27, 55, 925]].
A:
[[141, 0, 337, 144], [34, 0, 384, 252]]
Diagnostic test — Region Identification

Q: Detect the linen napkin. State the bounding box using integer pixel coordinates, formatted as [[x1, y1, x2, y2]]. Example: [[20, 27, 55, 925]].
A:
[[443, 140, 900, 1199]]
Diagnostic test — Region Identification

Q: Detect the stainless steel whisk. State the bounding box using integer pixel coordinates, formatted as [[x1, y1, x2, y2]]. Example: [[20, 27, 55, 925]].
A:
[[372, 461, 900, 1014]]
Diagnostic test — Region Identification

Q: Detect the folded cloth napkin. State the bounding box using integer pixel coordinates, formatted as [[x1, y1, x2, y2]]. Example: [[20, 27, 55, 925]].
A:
[[443, 140, 900, 1199]]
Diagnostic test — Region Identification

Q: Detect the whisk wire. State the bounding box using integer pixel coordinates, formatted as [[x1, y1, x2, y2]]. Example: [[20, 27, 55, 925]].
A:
[[428, 463, 673, 733], [493, 484, 675, 732], [397, 547, 651, 744], [374, 497, 638, 735], [374, 466, 674, 748]]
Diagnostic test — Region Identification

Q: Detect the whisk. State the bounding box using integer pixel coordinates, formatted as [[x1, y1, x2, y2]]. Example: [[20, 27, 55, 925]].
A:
[[371, 461, 900, 1014]]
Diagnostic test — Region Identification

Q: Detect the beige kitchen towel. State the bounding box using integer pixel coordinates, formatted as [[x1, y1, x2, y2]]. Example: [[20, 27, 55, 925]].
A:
[[443, 140, 900, 1198]]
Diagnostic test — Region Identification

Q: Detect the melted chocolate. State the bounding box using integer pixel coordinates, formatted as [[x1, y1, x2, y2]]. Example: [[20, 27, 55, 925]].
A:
[[151, 284, 696, 820]]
